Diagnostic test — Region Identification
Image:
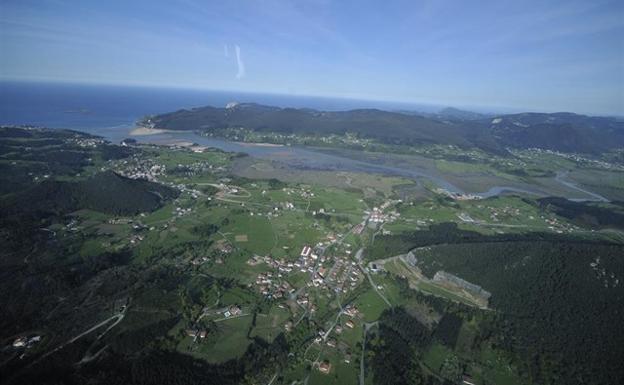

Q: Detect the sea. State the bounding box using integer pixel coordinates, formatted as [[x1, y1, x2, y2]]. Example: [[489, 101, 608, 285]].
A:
[[0, 80, 465, 192], [1, 81, 604, 200], [0, 80, 440, 142]]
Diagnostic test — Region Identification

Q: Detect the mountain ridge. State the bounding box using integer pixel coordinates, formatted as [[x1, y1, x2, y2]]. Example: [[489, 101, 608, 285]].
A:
[[144, 103, 624, 155]]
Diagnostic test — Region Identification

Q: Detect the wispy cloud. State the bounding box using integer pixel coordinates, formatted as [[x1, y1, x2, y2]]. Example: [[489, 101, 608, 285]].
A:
[[224, 43, 229, 58], [235, 44, 245, 79]]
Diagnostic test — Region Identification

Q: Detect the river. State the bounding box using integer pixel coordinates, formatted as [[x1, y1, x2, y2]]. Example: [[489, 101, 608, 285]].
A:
[[130, 130, 609, 201]]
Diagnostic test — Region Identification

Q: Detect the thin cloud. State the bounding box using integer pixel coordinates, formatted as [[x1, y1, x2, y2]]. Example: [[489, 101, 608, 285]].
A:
[[235, 44, 245, 79], [224, 43, 229, 58]]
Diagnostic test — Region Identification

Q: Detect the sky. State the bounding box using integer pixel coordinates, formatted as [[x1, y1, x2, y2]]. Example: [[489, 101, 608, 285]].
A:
[[1, 0, 623, 115]]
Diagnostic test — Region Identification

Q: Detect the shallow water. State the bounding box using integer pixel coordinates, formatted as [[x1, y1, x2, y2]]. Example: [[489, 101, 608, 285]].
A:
[[1, 81, 608, 201]]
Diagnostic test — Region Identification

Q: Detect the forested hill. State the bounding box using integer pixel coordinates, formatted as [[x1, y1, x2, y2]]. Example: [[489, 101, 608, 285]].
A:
[[1, 171, 179, 217], [146, 103, 493, 150], [146, 103, 624, 155]]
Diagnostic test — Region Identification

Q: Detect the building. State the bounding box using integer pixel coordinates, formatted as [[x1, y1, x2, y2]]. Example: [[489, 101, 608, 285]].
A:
[[12, 337, 27, 348], [462, 374, 476, 385], [319, 361, 332, 374]]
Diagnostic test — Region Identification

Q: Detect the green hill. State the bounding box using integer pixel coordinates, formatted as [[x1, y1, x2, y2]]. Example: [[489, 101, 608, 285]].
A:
[[1, 171, 178, 217], [146, 104, 624, 155]]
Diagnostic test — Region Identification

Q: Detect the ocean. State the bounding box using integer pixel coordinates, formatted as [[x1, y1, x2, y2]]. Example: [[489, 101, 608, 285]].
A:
[[0, 81, 440, 142], [2, 81, 570, 199]]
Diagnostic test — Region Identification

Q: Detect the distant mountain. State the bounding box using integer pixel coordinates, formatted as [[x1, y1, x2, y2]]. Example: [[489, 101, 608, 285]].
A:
[[146, 104, 624, 155], [436, 107, 488, 121], [147, 102, 485, 148], [486, 112, 624, 154]]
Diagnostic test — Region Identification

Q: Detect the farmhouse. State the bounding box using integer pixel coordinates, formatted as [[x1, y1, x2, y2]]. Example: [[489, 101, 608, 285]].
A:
[[318, 361, 332, 374]]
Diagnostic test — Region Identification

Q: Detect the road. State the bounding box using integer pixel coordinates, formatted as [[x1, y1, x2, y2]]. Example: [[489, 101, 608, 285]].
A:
[[356, 248, 392, 308], [30, 307, 127, 367], [360, 322, 378, 385]]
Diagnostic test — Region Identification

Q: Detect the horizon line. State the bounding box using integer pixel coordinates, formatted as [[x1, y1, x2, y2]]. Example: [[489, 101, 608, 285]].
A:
[[1, 76, 621, 118]]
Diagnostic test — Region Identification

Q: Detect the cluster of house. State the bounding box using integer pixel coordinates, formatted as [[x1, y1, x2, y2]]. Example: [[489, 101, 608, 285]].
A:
[[521, 148, 623, 171], [590, 257, 620, 288], [280, 202, 296, 210], [486, 205, 521, 221], [318, 360, 332, 374], [222, 305, 242, 318], [367, 202, 401, 225], [129, 233, 145, 245], [543, 216, 576, 233], [218, 183, 242, 196], [190, 256, 210, 266], [254, 270, 294, 299], [173, 206, 193, 217], [299, 246, 361, 295], [31, 173, 52, 182], [314, 306, 359, 344], [323, 256, 362, 294], [186, 306, 243, 340], [170, 161, 219, 177], [186, 329, 208, 339], [311, 207, 334, 217], [279, 186, 315, 199], [352, 223, 365, 235], [295, 293, 317, 313], [116, 156, 166, 181], [248, 209, 284, 218], [72, 137, 106, 148], [313, 305, 361, 374], [169, 183, 203, 199], [297, 245, 320, 272], [216, 240, 233, 254], [12, 335, 41, 349], [64, 218, 80, 232], [435, 188, 482, 201]]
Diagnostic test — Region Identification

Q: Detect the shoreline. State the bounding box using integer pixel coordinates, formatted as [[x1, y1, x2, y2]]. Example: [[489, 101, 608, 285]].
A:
[[129, 126, 190, 136], [234, 141, 284, 148]]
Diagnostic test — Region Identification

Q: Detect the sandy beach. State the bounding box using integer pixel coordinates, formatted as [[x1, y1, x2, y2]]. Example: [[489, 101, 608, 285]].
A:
[[235, 141, 284, 147], [129, 126, 188, 136]]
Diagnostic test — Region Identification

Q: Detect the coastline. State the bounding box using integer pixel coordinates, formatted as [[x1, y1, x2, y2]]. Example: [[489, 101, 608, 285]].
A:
[[129, 126, 190, 136], [234, 141, 284, 148], [129, 128, 282, 149]]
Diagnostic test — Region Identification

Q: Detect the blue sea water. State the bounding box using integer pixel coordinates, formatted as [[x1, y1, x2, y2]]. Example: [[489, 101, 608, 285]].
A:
[[3, 81, 603, 200], [0, 81, 439, 141]]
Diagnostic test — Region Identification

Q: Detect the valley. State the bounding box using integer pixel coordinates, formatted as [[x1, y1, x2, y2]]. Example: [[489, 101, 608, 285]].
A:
[[1, 125, 623, 385]]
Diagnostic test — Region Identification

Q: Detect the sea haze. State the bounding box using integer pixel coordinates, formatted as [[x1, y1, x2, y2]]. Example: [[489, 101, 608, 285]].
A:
[[0, 81, 443, 141]]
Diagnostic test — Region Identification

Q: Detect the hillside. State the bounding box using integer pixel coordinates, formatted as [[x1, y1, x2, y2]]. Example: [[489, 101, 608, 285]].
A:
[[486, 112, 624, 153], [146, 104, 624, 155], [1, 171, 178, 217], [146, 103, 491, 149], [411, 239, 624, 385]]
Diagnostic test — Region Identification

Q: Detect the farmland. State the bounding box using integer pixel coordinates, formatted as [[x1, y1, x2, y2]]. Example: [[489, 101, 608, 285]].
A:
[[1, 126, 623, 385]]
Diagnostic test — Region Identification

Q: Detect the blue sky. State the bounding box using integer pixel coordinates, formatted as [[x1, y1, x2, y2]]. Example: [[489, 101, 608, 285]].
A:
[[1, 0, 623, 114]]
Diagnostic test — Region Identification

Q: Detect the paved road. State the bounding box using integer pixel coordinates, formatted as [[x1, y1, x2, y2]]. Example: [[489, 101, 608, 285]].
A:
[[360, 322, 378, 385], [30, 308, 127, 367], [356, 248, 392, 308]]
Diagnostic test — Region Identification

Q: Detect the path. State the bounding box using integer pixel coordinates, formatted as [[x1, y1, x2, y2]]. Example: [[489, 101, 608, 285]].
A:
[[360, 322, 378, 385], [356, 248, 392, 308], [555, 171, 608, 202], [30, 307, 127, 367]]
